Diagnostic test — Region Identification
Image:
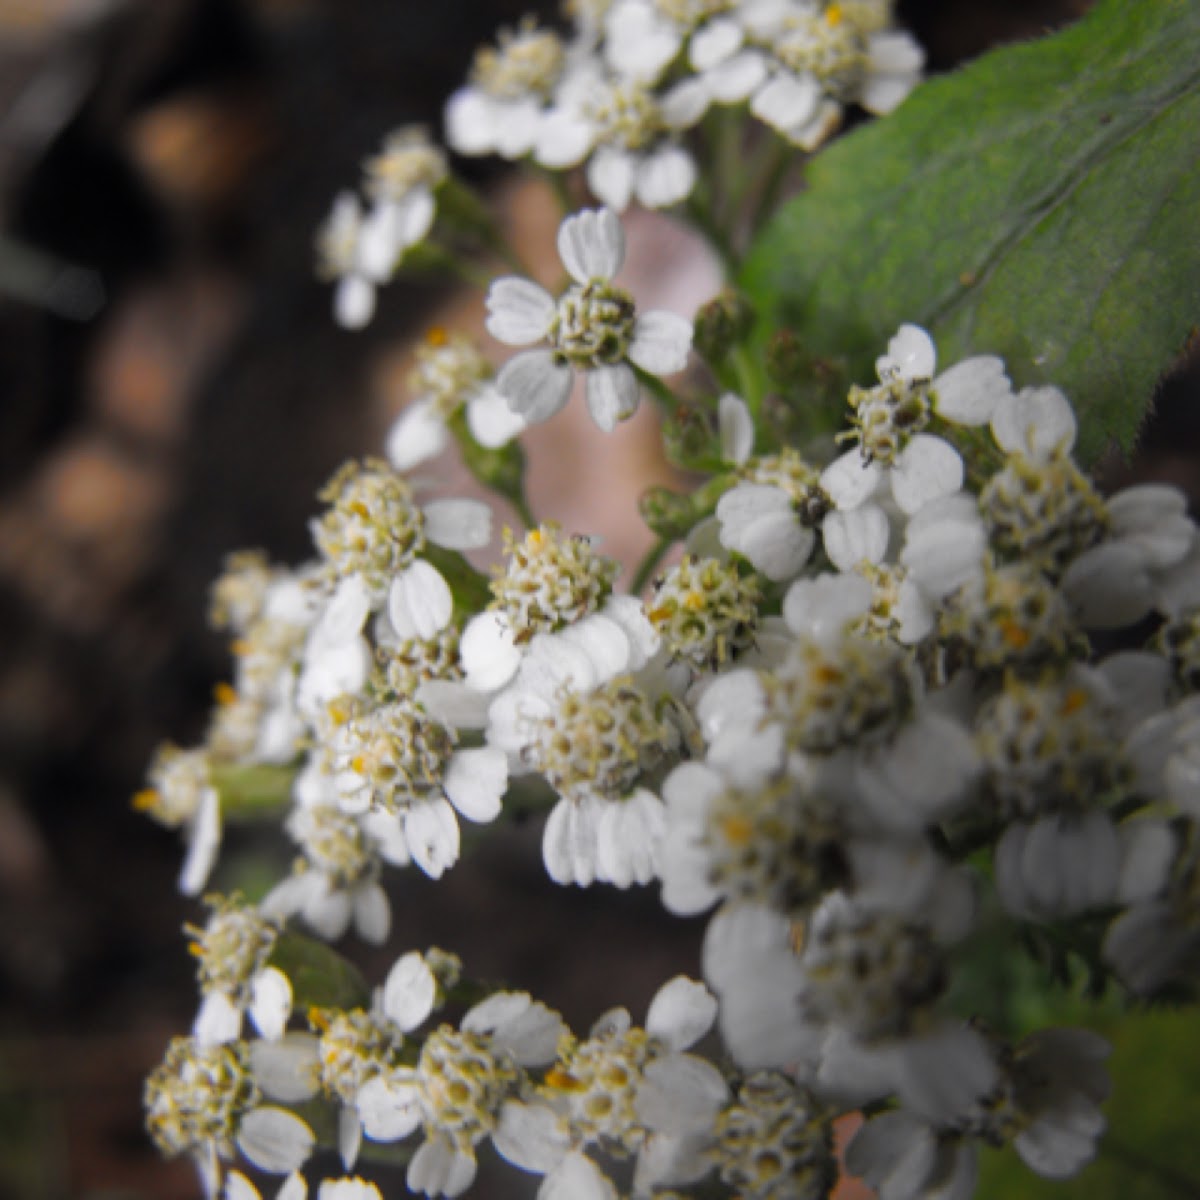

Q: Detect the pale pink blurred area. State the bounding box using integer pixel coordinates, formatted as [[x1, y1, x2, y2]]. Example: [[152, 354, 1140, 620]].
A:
[[367, 175, 723, 586]]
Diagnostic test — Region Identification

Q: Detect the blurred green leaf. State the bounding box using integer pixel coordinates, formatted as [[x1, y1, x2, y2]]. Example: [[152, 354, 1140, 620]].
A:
[[270, 932, 371, 1011], [741, 0, 1200, 464]]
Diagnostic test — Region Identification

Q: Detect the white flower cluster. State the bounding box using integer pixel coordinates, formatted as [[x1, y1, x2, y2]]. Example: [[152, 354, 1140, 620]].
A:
[[140, 2, 1200, 1198]]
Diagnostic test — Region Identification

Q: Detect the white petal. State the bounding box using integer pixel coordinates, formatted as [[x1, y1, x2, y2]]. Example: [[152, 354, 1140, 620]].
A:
[[443, 746, 508, 823], [460, 612, 521, 693], [466, 993, 567, 1066], [596, 790, 665, 887], [718, 393, 754, 464], [404, 797, 461, 880], [493, 1101, 570, 1174], [628, 309, 693, 375], [485, 277, 556, 345], [783, 573, 872, 641], [535, 111, 594, 169], [820, 448, 883, 510], [353, 883, 391, 945], [933, 355, 1011, 426], [891, 434, 963, 514], [751, 72, 820, 135], [587, 147, 635, 212], [635, 1054, 728, 1135], [194, 990, 242, 1046], [586, 363, 641, 431], [690, 17, 743, 69], [561, 613, 632, 681], [991, 385, 1076, 457], [180, 789, 221, 897], [320, 1177, 380, 1200], [634, 145, 697, 209], [250, 1033, 322, 1103], [1062, 542, 1153, 629], [445, 88, 496, 155], [496, 349, 574, 424], [660, 77, 710, 129], [338, 1107, 362, 1170], [1116, 819, 1176, 904], [823, 504, 889, 569], [1108, 483, 1193, 569], [541, 1153, 616, 1200], [467, 384, 527, 447], [224, 1171, 263, 1200], [492, 98, 542, 159], [543, 795, 602, 886], [386, 398, 449, 470], [334, 275, 375, 330], [557, 207, 624, 283], [417, 680, 491, 729], [236, 1107, 315, 1174], [707, 49, 769, 103], [407, 1138, 477, 1199], [424, 498, 492, 551], [645, 976, 717, 1050], [388, 560, 453, 641], [383, 951, 437, 1031], [357, 1077, 423, 1142], [600, 595, 661, 669], [249, 968, 292, 1041], [737, 511, 814, 580], [877, 323, 935, 381], [315, 575, 372, 647]]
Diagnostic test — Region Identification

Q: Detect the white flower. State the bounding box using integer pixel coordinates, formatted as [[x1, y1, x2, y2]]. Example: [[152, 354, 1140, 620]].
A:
[[487, 208, 692, 430], [385, 330, 526, 471], [821, 324, 1011, 523]]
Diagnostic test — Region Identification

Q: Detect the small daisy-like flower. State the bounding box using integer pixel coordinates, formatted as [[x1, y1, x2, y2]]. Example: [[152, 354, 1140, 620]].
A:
[[134, 743, 222, 897], [384, 329, 526, 472], [330, 697, 507, 880], [709, 1072, 837, 1200], [486, 207, 692, 431], [494, 977, 725, 1199], [145, 1036, 314, 1199], [646, 553, 761, 668], [445, 19, 569, 160], [316, 193, 391, 330], [188, 895, 292, 1047], [601, 0, 738, 85], [359, 126, 444, 273], [821, 324, 1013, 523], [355, 990, 567, 1198]]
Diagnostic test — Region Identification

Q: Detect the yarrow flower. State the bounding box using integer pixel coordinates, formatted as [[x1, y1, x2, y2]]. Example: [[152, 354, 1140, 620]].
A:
[[486, 207, 692, 431]]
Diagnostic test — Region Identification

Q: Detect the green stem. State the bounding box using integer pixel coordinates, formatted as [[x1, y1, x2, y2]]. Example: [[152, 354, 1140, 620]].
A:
[[512, 491, 537, 530], [633, 365, 680, 413], [631, 536, 674, 594]]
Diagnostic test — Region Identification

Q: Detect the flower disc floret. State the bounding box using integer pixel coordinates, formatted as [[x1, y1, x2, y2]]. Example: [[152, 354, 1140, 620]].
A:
[[335, 702, 458, 812], [210, 550, 274, 633], [552, 280, 638, 366], [800, 898, 946, 1040], [776, 9, 870, 100], [490, 524, 619, 641], [377, 627, 462, 698], [290, 805, 376, 889], [364, 127, 447, 202], [312, 1008, 401, 1106], [134, 744, 214, 827], [187, 897, 279, 1004], [546, 1026, 653, 1150], [976, 675, 1128, 820], [845, 375, 932, 467], [406, 328, 492, 420], [939, 562, 1076, 674], [586, 80, 667, 152], [530, 675, 671, 798], [980, 450, 1109, 577], [764, 635, 917, 753], [741, 448, 831, 526], [710, 1072, 837, 1200], [706, 777, 848, 912], [145, 1036, 260, 1159], [1154, 610, 1200, 691], [418, 1026, 518, 1150], [314, 460, 426, 592], [648, 555, 761, 668], [471, 20, 565, 100]]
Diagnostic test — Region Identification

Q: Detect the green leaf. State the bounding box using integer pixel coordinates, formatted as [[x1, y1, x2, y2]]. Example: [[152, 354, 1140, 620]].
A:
[[740, 0, 1200, 464], [269, 931, 371, 1011]]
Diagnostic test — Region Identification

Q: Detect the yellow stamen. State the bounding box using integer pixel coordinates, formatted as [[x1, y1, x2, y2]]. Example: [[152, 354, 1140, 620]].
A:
[[721, 814, 755, 847], [132, 788, 160, 812], [426, 326, 449, 347]]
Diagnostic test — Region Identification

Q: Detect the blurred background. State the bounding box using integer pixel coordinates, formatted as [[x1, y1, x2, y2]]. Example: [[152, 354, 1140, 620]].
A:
[[3, 1, 1197, 1198]]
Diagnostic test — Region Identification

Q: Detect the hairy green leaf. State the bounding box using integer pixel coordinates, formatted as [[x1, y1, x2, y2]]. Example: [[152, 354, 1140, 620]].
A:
[[740, 0, 1200, 464]]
